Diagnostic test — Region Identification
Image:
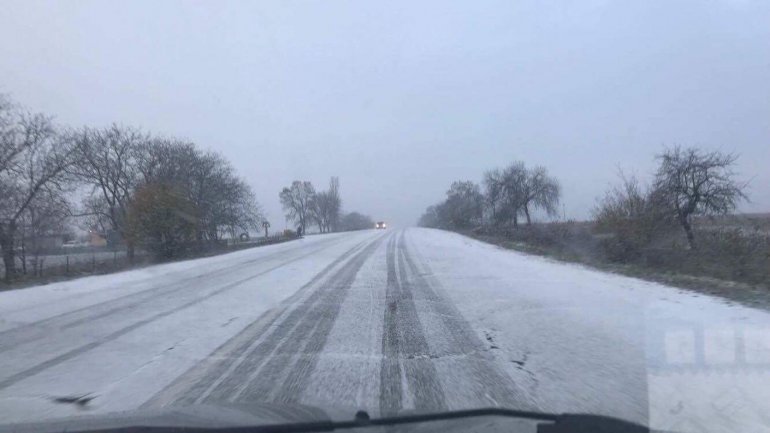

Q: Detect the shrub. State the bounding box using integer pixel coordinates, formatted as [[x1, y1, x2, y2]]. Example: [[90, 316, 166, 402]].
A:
[[127, 183, 198, 260], [594, 174, 671, 262]]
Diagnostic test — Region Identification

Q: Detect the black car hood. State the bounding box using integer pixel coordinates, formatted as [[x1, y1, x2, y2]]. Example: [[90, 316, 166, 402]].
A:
[[0, 403, 658, 433], [0, 403, 337, 433], [0, 403, 542, 433]]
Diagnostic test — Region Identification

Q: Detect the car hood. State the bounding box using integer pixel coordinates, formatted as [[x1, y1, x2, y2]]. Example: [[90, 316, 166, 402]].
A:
[[0, 403, 337, 433], [0, 403, 541, 433]]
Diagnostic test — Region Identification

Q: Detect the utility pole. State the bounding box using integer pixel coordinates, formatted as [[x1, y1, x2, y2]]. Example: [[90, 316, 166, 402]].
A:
[[262, 221, 271, 239]]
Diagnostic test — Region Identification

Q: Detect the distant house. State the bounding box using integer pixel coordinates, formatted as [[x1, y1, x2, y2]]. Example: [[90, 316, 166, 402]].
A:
[[89, 231, 108, 247]]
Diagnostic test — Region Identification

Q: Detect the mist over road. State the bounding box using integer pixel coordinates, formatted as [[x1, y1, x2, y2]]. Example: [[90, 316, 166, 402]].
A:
[[1, 229, 768, 432]]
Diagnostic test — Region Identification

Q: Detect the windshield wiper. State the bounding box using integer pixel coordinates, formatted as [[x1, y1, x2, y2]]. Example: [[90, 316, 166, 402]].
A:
[[354, 408, 649, 432], [57, 407, 651, 433]]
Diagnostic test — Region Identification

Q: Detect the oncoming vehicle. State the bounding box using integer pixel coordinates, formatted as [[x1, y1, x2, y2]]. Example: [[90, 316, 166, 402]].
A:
[[376, 221, 387, 229]]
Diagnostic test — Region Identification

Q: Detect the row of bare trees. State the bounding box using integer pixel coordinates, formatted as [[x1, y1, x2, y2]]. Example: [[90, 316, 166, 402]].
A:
[[595, 146, 747, 252], [0, 96, 75, 281], [1, 95, 262, 282], [77, 130, 261, 260], [279, 177, 342, 233], [419, 147, 748, 253], [74, 128, 261, 259], [419, 162, 561, 229]]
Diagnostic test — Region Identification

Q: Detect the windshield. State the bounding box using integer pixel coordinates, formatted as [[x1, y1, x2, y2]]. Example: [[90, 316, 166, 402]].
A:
[[1, 1, 769, 433]]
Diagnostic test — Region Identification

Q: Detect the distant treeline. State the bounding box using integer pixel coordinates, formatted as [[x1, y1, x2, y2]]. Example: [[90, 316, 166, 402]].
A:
[[1, 94, 261, 282], [278, 178, 375, 233], [421, 147, 748, 252], [420, 148, 768, 288], [419, 161, 561, 230]]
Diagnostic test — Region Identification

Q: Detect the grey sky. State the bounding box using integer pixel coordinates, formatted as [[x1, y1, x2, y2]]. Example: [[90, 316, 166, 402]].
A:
[[2, 0, 768, 227]]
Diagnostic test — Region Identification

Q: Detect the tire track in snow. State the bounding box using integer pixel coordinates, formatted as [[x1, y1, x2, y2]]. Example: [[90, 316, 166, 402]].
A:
[[379, 232, 447, 416], [379, 235, 403, 415], [224, 234, 385, 404], [397, 230, 530, 409], [145, 236, 376, 407], [0, 236, 348, 353], [0, 237, 355, 391]]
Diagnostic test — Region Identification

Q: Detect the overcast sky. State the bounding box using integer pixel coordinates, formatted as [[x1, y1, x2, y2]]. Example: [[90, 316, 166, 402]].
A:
[[2, 0, 768, 227]]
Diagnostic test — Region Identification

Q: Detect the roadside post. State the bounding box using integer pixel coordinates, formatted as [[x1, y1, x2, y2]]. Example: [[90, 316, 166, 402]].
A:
[[262, 221, 271, 239]]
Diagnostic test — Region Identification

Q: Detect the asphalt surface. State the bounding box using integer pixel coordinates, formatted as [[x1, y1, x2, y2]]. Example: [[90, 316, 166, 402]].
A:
[[142, 230, 526, 414], [0, 230, 533, 423], [2, 228, 767, 432]]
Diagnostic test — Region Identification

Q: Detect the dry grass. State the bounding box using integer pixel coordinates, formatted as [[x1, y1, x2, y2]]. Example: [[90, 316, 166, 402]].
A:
[[462, 215, 770, 310]]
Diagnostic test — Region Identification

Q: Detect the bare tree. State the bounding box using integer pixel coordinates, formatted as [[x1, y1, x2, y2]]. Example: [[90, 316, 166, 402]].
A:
[[520, 166, 561, 225], [69, 125, 145, 259], [310, 191, 332, 233], [482, 168, 504, 223], [444, 180, 484, 228], [653, 146, 748, 249], [309, 177, 343, 233], [328, 177, 341, 232], [0, 99, 73, 281], [18, 190, 71, 276], [483, 162, 560, 227], [0, 96, 25, 176], [279, 181, 315, 232], [499, 162, 528, 228]]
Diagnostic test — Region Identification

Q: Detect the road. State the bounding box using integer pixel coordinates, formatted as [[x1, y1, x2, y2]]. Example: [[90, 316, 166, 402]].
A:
[[0, 228, 769, 432]]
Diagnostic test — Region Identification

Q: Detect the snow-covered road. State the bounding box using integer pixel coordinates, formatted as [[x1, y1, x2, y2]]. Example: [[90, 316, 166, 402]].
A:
[[1, 228, 768, 432]]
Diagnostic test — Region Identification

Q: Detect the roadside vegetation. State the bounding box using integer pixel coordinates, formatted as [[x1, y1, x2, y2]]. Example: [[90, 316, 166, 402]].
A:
[[419, 149, 769, 308], [1, 94, 376, 287], [0, 94, 265, 285], [278, 177, 375, 233]]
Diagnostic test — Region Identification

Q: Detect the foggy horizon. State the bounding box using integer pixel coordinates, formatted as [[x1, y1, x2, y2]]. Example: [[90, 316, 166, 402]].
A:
[[2, 0, 768, 228]]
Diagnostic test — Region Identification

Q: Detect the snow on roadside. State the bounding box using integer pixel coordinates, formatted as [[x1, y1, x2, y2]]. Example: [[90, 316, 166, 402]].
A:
[[406, 228, 770, 433], [0, 233, 349, 333], [0, 231, 378, 423]]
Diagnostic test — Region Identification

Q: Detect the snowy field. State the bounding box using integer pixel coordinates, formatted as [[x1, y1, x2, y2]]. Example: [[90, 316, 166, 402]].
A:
[[0, 251, 132, 279], [0, 228, 768, 432]]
